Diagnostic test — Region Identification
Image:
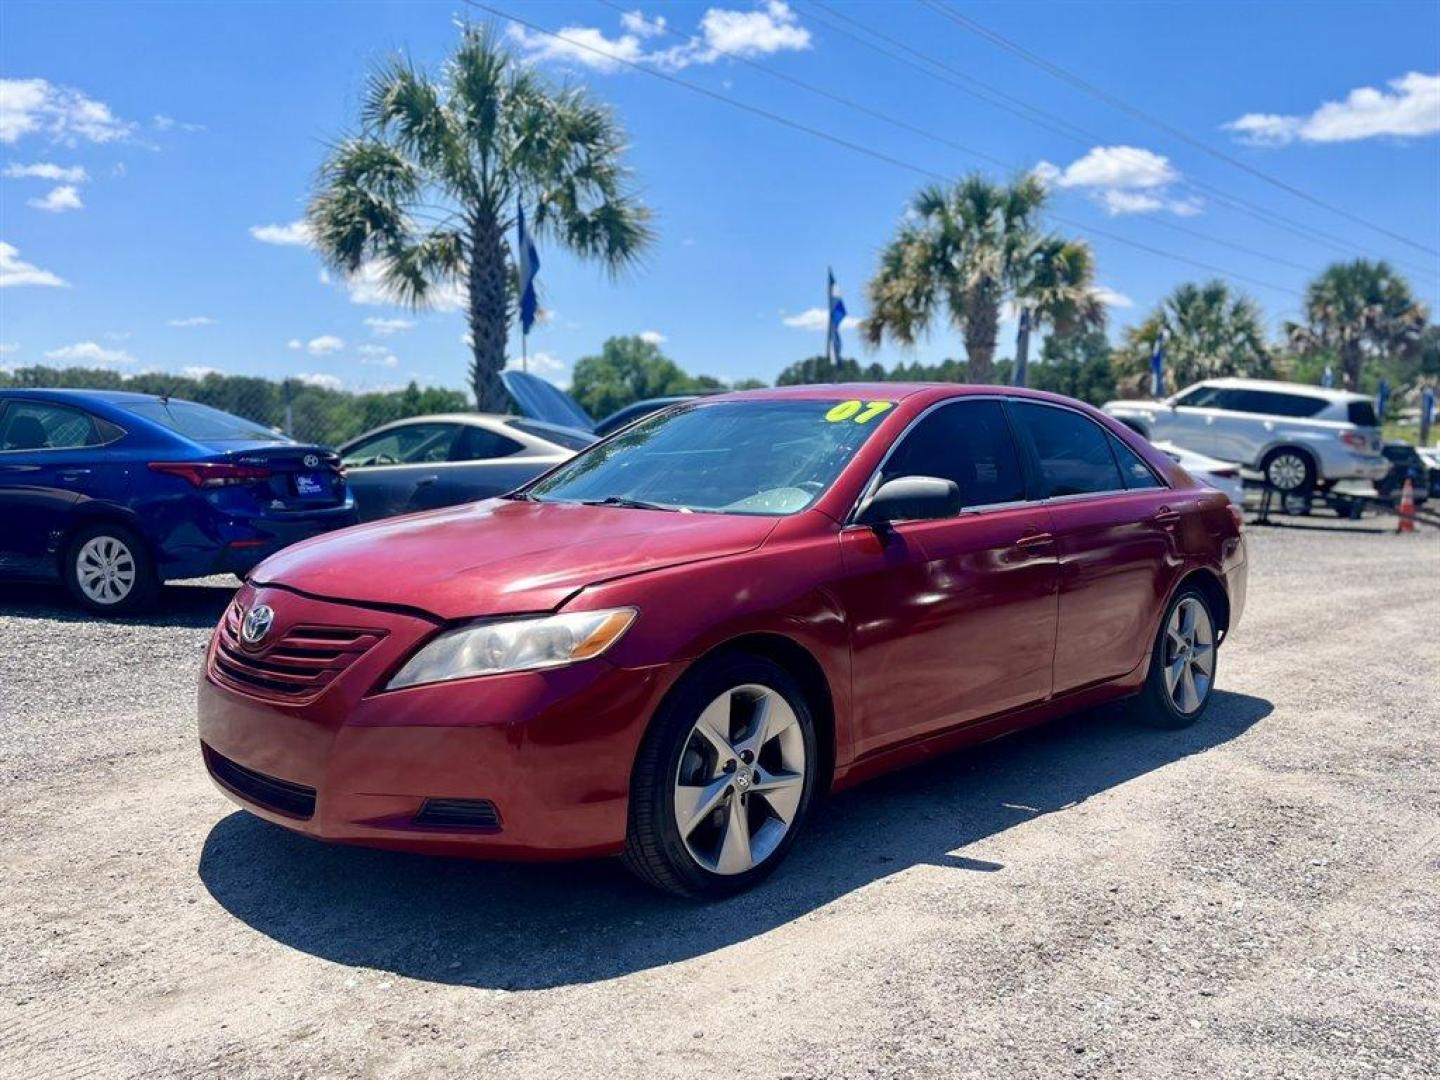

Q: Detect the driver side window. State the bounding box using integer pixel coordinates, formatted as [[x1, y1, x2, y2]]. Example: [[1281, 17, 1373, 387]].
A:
[[880, 399, 1025, 510], [341, 423, 460, 468]]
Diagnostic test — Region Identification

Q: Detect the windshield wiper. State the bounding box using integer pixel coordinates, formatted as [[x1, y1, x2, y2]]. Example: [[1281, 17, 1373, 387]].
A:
[[578, 496, 680, 512]]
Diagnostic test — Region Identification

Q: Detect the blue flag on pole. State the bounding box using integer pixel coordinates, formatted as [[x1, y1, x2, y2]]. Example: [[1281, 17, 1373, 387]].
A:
[[517, 197, 540, 336], [1376, 377, 1390, 423], [827, 269, 846, 364], [1423, 385, 1436, 428], [1149, 332, 1166, 398], [1321, 365, 1334, 388]]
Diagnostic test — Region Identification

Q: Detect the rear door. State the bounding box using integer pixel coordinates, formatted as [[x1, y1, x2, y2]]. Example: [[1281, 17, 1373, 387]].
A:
[[0, 399, 123, 577], [836, 397, 1059, 756], [1009, 401, 1179, 695]]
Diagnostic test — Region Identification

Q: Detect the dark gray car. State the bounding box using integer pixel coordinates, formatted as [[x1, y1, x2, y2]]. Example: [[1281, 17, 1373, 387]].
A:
[[338, 413, 593, 522]]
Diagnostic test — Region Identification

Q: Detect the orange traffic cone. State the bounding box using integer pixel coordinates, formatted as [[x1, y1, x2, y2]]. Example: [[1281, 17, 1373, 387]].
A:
[[1397, 477, 1416, 534]]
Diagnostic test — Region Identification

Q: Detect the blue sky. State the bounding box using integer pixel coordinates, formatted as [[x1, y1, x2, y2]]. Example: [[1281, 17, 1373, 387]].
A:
[[2, 1, 1438, 397]]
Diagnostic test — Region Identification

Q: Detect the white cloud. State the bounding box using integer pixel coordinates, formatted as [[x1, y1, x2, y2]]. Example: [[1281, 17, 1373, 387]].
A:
[[0, 78, 135, 145], [167, 315, 215, 327], [306, 335, 345, 355], [1038, 146, 1201, 217], [1038, 146, 1177, 190], [1092, 285, 1134, 309], [296, 372, 344, 391], [343, 259, 464, 311], [509, 2, 810, 73], [153, 113, 204, 133], [286, 338, 302, 350], [638, 329, 667, 345], [44, 340, 134, 365], [0, 242, 67, 287], [359, 350, 399, 368], [364, 316, 414, 336], [4, 161, 88, 182], [182, 365, 222, 379], [504, 351, 567, 375], [249, 220, 312, 246], [0, 342, 17, 354], [782, 307, 860, 332], [27, 184, 82, 212], [1224, 71, 1440, 146]]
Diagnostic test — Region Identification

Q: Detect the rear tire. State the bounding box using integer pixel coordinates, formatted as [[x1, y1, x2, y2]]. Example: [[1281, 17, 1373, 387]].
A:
[[1261, 447, 1315, 494], [623, 653, 818, 899], [63, 523, 159, 615], [1133, 585, 1218, 729]]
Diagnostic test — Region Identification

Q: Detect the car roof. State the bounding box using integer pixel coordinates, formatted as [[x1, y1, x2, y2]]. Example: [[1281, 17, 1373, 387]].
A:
[[1194, 377, 1369, 403], [0, 387, 168, 403], [338, 411, 591, 447]]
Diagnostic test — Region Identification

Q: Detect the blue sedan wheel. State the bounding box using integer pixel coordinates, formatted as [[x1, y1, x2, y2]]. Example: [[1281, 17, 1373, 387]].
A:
[[65, 523, 159, 615]]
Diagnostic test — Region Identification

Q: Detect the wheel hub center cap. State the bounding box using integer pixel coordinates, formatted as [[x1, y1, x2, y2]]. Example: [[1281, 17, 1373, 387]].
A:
[[734, 769, 753, 791]]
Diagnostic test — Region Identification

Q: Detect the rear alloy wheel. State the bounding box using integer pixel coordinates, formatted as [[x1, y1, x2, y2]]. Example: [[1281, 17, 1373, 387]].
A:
[[64, 523, 158, 615], [624, 655, 817, 898], [1135, 587, 1217, 729], [1262, 447, 1315, 494]]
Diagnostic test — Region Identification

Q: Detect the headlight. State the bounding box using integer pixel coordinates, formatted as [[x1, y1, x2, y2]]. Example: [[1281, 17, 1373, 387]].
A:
[[386, 607, 637, 690]]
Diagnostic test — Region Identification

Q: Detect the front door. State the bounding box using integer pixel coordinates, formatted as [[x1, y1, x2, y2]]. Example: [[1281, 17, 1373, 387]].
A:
[[835, 398, 1059, 758]]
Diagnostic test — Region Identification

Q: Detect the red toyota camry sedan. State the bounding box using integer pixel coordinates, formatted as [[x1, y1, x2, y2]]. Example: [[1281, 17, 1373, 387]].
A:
[[198, 385, 1246, 898]]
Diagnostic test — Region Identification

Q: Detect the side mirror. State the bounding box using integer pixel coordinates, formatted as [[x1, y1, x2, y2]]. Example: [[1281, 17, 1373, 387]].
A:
[[857, 475, 961, 527]]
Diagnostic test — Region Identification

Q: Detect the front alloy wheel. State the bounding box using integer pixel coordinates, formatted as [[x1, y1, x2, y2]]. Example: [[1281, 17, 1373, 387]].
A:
[[624, 654, 817, 898]]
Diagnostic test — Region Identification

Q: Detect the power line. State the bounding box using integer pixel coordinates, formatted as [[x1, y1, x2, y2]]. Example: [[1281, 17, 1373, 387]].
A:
[[596, 0, 1324, 279], [470, 0, 1303, 298], [923, 0, 1440, 259], [800, 0, 1439, 282]]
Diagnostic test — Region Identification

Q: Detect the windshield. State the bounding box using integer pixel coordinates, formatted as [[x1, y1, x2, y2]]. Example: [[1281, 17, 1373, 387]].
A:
[[526, 399, 893, 515], [123, 399, 286, 443]]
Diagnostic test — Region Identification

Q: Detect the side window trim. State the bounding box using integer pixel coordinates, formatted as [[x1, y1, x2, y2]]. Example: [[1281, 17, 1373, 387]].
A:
[[1007, 397, 1134, 502], [0, 400, 124, 454]]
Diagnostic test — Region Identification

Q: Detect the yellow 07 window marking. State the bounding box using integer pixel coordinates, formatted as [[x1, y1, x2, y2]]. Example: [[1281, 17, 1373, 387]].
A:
[[825, 400, 894, 424]]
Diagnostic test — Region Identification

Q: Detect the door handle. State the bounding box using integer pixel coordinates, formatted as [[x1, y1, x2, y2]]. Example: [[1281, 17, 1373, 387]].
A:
[[1015, 529, 1054, 548], [414, 475, 438, 487], [1153, 507, 1181, 526]]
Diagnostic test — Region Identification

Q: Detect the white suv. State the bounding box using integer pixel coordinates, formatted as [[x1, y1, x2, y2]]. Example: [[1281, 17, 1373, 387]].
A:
[[1103, 378, 1388, 493]]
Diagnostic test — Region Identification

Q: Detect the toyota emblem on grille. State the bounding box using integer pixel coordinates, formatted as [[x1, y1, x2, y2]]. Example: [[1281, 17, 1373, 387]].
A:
[[303, 453, 320, 468], [240, 604, 275, 646]]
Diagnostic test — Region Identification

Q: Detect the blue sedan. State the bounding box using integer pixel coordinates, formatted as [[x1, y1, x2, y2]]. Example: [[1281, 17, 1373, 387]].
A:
[[0, 389, 356, 613]]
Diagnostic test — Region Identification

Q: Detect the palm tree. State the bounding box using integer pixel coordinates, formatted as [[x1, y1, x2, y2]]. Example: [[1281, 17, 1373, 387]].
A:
[[1013, 237, 1106, 386], [307, 26, 653, 411], [1286, 259, 1428, 390], [863, 173, 1047, 382], [1120, 279, 1271, 393]]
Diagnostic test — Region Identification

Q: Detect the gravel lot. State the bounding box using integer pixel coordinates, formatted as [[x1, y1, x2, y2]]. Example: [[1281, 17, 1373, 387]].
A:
[[2, 516, 1437, 1079]]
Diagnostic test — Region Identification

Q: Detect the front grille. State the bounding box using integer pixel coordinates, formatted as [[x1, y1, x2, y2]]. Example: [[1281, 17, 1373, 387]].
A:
[[413, 798, 502, 831], [210, 602, 384, 703], [203, 744, 316, 819]]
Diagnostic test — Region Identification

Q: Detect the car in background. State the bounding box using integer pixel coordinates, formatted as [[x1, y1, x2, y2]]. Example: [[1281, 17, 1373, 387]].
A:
[[1103, 378, 1388, 495], [0, 389, 354, 614], [1415, 445, 1440, 498], [1375, 441, 1431, 505], [1151, 440, 1244, 507], [593, 395, 709, 438], [500, 369, 717, 439], [338, 413, 594, 522]]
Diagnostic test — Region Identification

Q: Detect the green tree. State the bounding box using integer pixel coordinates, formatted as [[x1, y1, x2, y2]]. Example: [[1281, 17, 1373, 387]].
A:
[[569, 335, 720, 418], [863, 172, 1048, 381], [1028, 331, 1116, 406], [1119, 279, 1271, 394], [1285, 259, 1429, 390], [774, 355, 887, 386], [307, 26, 653, 413], [1013, 237, 1106, 385]]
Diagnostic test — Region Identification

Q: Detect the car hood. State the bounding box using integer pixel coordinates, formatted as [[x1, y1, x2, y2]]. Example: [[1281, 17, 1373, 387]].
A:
[[251, 498, 778, 620]]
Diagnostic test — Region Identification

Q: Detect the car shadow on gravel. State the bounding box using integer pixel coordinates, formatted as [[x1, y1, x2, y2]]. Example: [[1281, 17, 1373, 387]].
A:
[[0, 579, 235, 627], [199, 689, 1272, 990]]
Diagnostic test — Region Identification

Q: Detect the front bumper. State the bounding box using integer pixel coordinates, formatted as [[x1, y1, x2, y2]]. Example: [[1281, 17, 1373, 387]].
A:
[[197, 584, 676, 859]]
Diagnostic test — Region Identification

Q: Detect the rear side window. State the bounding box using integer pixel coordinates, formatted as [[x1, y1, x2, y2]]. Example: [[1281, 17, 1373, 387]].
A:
[[1108, 434, 1165, 490], [0, 401, 118, 451], [1215, 389, 1326, 418], [1011, 402, 1124, 498], [1347, 401, 1379, 427], [880, 399, 1025, 509], [451, 425, 522, 461]]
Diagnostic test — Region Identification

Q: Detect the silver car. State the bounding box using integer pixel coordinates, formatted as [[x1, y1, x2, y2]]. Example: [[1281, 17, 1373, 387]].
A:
[[1103, 378, 1388, 493], [338, 413, 593, 522]]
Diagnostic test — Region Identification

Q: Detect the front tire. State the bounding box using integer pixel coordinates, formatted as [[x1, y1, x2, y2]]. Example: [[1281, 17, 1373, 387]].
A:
[[1134, 586, 1218, 729], [623, 653, 818, 899], [64, 523, 159, 615]]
